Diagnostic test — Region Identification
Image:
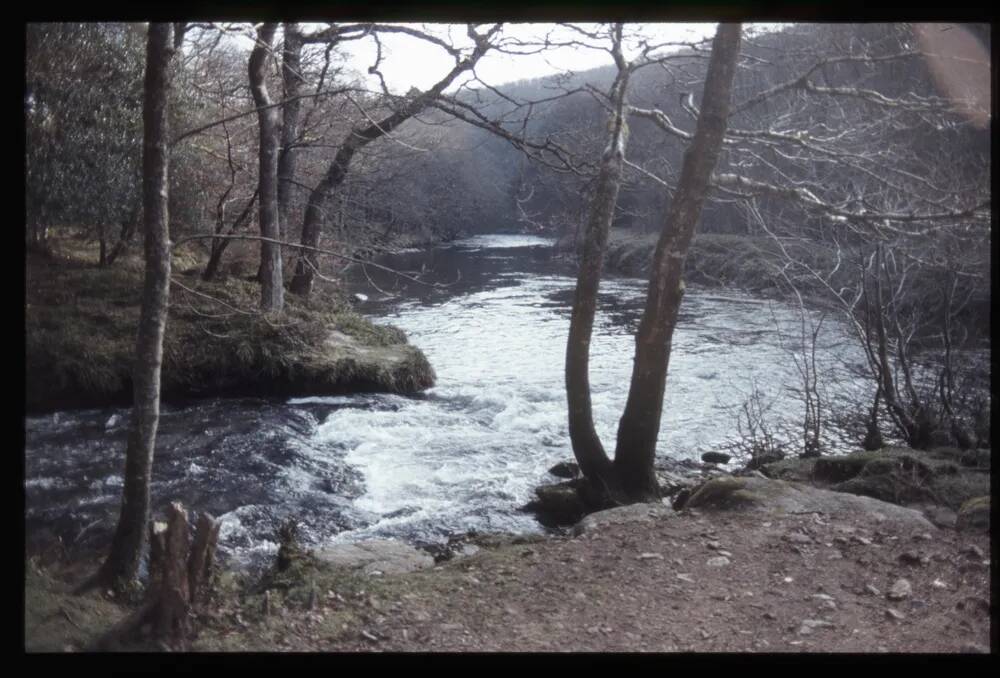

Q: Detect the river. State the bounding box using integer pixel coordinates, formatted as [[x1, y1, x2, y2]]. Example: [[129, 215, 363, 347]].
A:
[[25, 234, 869, 569]]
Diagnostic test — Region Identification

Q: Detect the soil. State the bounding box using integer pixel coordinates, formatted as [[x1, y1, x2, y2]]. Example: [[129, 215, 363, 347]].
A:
[[262, 506, 991, 653], [29, 493, 991, 653]]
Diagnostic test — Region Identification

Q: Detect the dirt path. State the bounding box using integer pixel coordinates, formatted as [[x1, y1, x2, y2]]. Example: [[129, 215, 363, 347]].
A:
[[186, 498, 991, 653]]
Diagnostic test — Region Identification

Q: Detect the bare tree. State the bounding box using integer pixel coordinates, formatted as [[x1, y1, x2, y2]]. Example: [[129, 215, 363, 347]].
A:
[[288, 24, 502, 297], [566, 22, 743, 504], [97, 22, 184, 593], [277, 22, 304, 240]]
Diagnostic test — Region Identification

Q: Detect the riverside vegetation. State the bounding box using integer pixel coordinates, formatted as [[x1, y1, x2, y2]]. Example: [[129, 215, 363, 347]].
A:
[[25, 232, 434, 414]]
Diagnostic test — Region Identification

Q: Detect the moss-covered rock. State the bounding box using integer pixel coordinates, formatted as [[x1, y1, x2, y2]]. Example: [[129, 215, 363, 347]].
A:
[[675, 476, 935, 530], [832, 474, 937, 506], [807, 448, 988, 512], [931, 447, 991, 470], [760, 457, 817, 482], [679, 477, 764, 511], [813, 455, 872, 483], [956, 496, 990, 532]]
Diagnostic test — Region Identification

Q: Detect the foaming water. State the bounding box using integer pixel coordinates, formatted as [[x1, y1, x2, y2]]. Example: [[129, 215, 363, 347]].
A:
[[25, 234, 869, 566]]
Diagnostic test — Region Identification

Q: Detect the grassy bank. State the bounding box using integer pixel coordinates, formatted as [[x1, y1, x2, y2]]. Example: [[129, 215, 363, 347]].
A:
[[25, 234, 435, 413]]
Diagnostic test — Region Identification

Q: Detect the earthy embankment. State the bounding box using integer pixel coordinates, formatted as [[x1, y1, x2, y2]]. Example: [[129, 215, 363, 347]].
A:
[[25, 446, 990, 653], [25, 235, 435, 413]]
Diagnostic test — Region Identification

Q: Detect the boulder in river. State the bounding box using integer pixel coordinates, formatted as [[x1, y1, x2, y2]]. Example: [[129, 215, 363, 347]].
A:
[[548, 461, 581, 479], [522, 480, 588, 527], [701, 452, 732, 465]]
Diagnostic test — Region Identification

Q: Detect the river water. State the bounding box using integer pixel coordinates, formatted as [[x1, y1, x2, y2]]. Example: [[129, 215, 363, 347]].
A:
[[25, 234, 869, 568]]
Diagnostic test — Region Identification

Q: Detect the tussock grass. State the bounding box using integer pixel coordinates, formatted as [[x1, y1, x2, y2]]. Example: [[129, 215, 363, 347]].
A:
[[26, 234, 435, 412]]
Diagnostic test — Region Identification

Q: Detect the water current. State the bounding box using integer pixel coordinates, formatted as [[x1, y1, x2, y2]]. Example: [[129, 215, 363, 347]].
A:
[[25, 234, 869, 568]]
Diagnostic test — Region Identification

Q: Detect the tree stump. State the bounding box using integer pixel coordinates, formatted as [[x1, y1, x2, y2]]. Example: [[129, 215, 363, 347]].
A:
[[94, 502, 220, 651]]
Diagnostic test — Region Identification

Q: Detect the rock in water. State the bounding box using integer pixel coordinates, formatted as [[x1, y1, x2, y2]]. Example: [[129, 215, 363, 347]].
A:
[[701, 452, 732, 465], [548, 461, 581, 479], [523, 481, 587, 527]]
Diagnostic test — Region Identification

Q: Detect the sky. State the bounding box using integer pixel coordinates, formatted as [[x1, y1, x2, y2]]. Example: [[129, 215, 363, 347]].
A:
[[322, 23, 722, 93]]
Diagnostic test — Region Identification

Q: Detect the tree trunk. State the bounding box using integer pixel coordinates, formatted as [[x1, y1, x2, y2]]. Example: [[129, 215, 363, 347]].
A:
[[288, 144, 356, 296], [201, 189, 258, 281], [277, 22, 303, 242], [97, 221, 108, 267], [612, 23, 742, 501], [249, 22, 284, 313], [106, 201, 140, 266], [565, 25, 630, 502], [98, 22, 176, 593]]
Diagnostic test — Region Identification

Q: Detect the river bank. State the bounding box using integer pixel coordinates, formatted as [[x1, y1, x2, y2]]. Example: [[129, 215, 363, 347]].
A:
[[556, 229, 842, 302], [25, 232, 436, 413], [25, 445, 991, 653]]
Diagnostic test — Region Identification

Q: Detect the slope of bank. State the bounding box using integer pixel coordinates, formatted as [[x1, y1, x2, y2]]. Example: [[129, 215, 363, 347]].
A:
[[25, 236, 435, 413]]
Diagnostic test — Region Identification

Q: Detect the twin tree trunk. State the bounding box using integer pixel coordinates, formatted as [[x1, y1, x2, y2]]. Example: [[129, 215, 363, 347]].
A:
[[98, 22, 176, 591], [565, 25, 631, 499], [249, 23, 284, 312], [567, 23, 743, 504]]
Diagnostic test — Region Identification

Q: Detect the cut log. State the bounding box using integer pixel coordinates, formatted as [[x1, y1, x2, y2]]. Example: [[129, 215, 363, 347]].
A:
[[92, 502, 220, 651], [154, 502, 191, 646], [188, 512, 221, 606]]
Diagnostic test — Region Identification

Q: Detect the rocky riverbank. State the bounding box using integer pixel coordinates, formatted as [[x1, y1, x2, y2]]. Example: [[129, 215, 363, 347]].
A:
[[25, 444, 990, 653], [25, 235, 435, 413]]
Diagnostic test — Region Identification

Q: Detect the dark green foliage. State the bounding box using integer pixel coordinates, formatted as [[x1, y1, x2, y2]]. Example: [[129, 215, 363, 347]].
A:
[[25, 23, 145, 241]]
